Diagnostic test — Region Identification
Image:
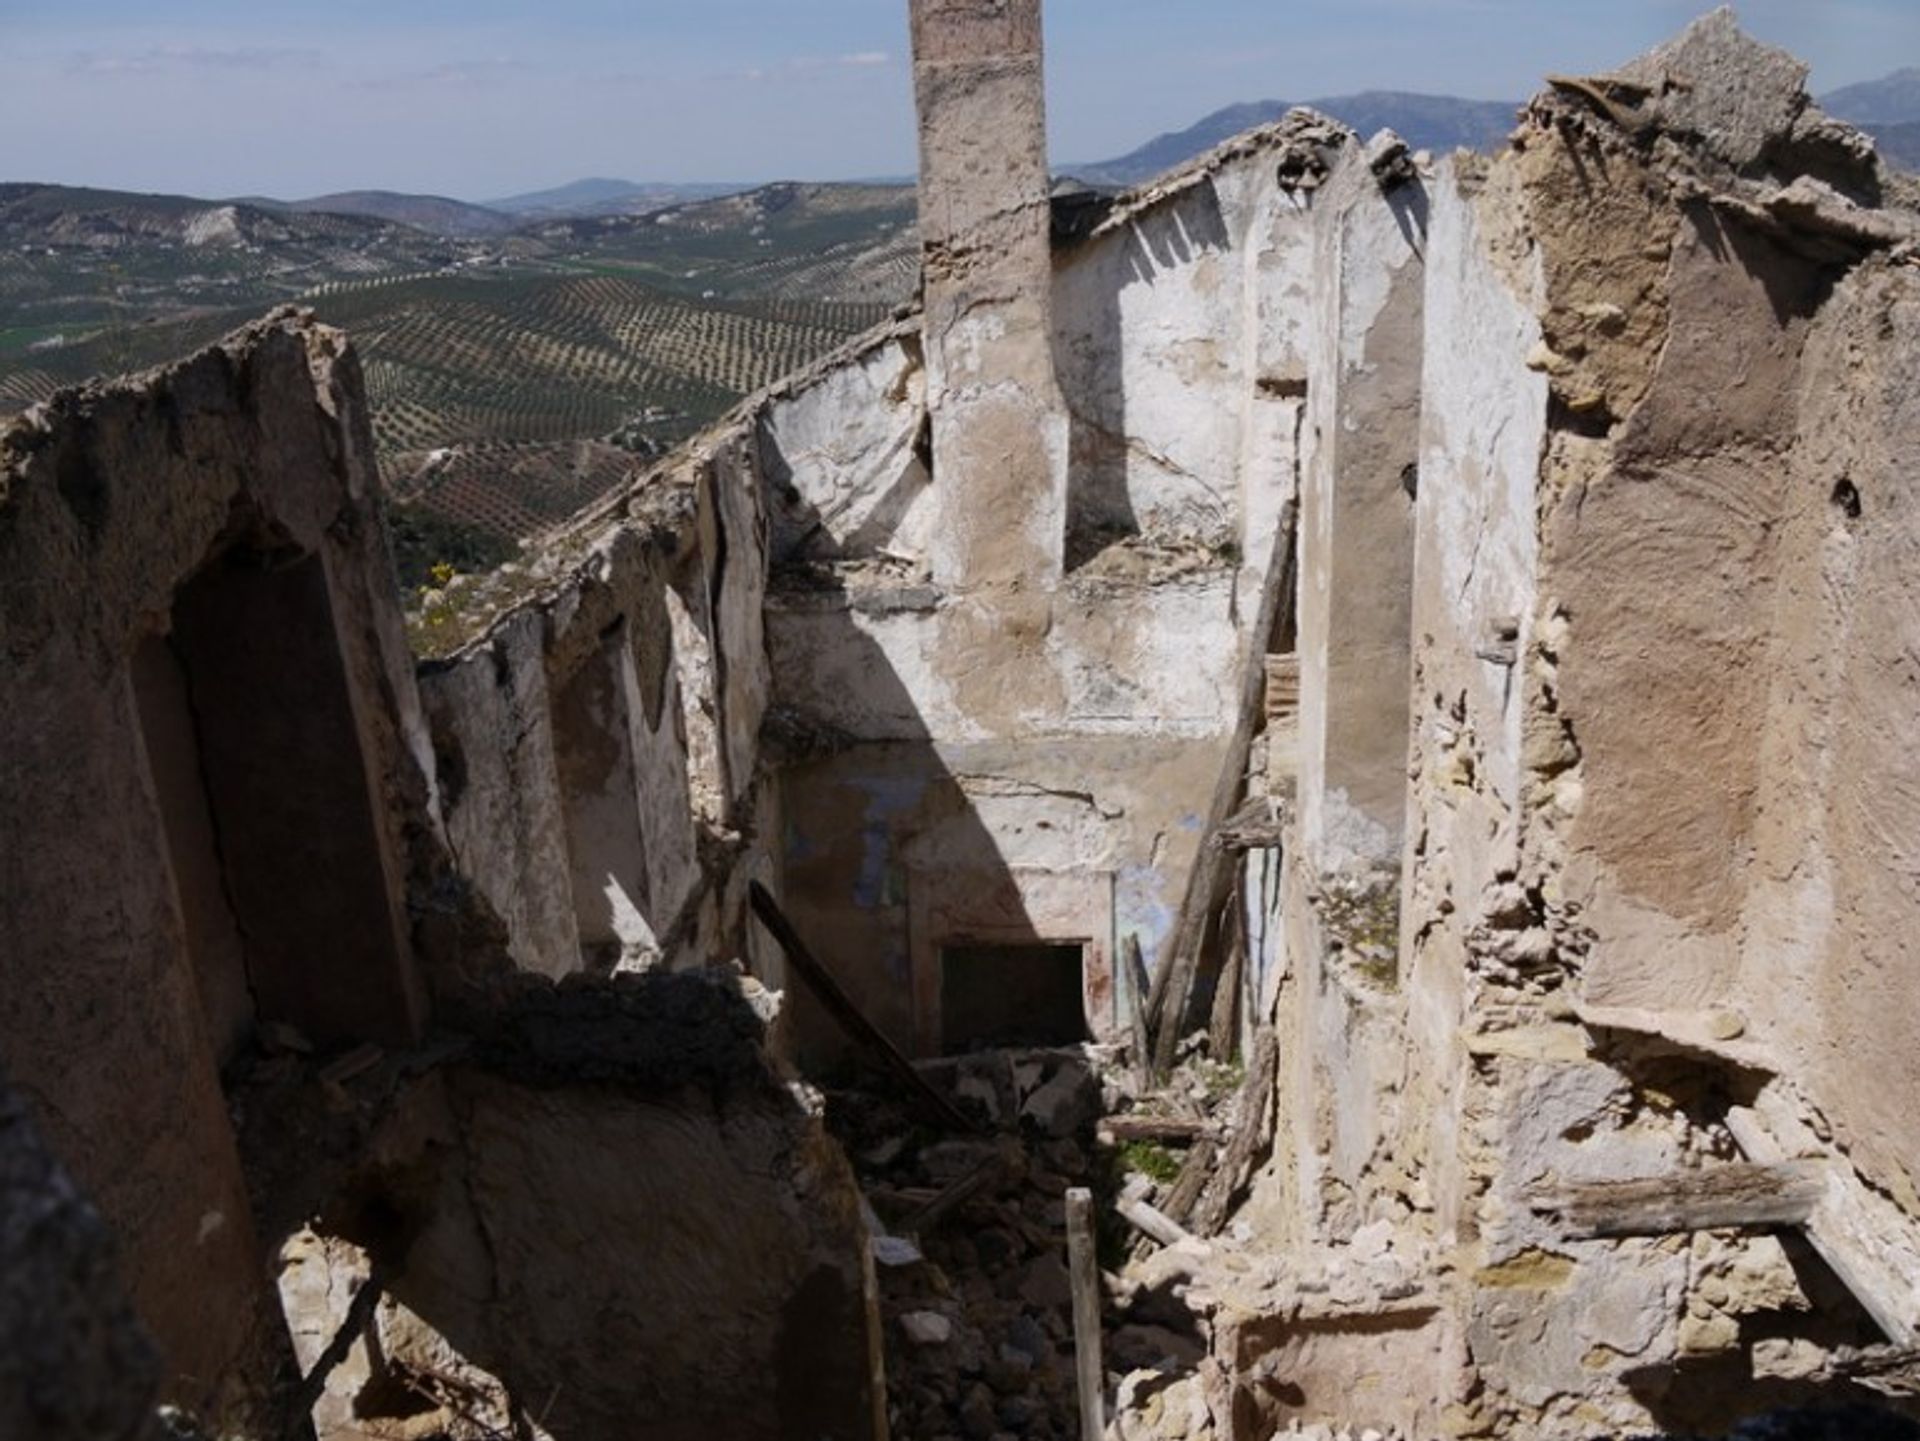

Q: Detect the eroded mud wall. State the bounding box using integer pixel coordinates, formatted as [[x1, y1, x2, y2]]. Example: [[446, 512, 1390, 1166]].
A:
[[0, 314, 428, 1425]]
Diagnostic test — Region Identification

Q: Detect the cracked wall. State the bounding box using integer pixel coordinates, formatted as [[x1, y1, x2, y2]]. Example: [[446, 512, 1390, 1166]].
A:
[[1257, 13, 1920, 1438]]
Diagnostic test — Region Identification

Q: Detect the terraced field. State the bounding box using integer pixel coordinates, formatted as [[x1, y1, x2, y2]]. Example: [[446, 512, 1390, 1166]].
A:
[[0, 181, 919, 580]]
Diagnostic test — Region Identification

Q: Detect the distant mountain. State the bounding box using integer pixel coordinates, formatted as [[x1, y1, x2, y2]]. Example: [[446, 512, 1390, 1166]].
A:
[[1070, 91, 1519, 188], [484, 177, 749, 220], [270, 190, 516, 239], [1820, 68, 1920, 127], [0, 182, 430, 251], [1864, 121, 1920, 172]]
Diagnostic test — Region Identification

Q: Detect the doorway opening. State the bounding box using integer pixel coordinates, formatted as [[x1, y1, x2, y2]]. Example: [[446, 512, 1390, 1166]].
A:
[[939, 943, 1088, 1054]]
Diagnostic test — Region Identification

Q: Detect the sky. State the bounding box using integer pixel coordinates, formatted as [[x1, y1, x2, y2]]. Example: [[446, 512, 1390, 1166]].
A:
[[1, 0, 1915, 202]]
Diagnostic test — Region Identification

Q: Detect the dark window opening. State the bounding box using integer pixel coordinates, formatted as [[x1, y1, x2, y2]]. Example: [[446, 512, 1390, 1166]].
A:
[[940, 944, 1088, 1054]]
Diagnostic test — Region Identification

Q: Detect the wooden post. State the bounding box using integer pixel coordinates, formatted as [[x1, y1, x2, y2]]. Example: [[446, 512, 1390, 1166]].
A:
[[1207, 886, 1246, 1062], [1066, 1187, 1105, 1441]]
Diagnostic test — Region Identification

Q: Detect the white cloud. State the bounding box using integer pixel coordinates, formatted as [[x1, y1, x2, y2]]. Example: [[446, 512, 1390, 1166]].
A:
[[350, 58, 539, 91], [67, 44, 323, 76], [721, 50, 896, 83]]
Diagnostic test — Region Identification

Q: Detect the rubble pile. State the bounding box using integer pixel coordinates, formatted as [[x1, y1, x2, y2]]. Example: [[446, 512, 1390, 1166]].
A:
[[832, 1046, 1111, 1440]]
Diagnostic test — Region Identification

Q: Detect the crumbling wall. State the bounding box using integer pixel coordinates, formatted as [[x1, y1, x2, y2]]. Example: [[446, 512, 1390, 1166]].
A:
[[912, 0, 1067, 592], [762, 119, 1343, 1063], [1260, 13, 1920, 1437], [417, 421, 773, 986], [276, 975, 884, 1441], [1051, 131, 1316, 564], [1739, 252, 1920, 1223], [0, 312, 428, 1426]]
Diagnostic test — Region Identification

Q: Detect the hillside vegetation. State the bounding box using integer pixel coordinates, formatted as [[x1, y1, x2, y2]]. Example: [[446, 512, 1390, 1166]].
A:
[[0, 181, 918, 578]]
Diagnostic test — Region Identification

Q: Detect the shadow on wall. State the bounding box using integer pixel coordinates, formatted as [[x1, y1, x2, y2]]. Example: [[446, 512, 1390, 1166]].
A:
[[280, 973, 880, 1441], [764, 483, 1117, 1063], [1054, 179, 1233, 569]]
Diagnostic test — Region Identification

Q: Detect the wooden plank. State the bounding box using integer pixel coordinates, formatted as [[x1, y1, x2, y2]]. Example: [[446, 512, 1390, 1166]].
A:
[[1116, 1194, 1208, 1253], [1191, 1028, 1279, 1236], [748, 882, 982, 1134], [1103, 1115, 1210, 1142], [1527, 1161, 1826, 1239], [902, 1152, 1002, 1237], [1729, 1095, 1920, 1345], [1208, 886, 1246, 1062], [1066, 1188, 1106, 1441], [1151, 502, 1298, 1077]]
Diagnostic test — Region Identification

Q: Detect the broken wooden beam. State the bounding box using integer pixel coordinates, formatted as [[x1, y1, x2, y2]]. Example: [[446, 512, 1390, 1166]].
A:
[[1191, 1027, 1279, 1236], [1208, 888, 1246, 1062], [748, 882, 981, 1134], [1526, 1161, 1826, 1239], [1066, 1188, 1105, 1441], [901, 1152, 1002, 1238], [1124, 933, 1152, 1088], [1151, 501, 1297, 1077], [1116, 1194, 1210, 1253], [1161, 1136, 1217, 1226], [1101, 1115, 1212, 1143]]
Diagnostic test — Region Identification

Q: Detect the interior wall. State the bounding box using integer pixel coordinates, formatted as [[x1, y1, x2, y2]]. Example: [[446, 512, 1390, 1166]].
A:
[[1296, 161, 1427, 879], [129, 631, 254, 1066], [171, 545, 423, 1046]]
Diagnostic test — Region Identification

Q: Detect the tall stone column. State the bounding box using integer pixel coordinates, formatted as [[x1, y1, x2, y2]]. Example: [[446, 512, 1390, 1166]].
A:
[[910, 0, 1067, 591]]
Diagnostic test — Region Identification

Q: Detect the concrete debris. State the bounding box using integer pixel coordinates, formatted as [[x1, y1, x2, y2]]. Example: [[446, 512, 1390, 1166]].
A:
[[901, 1310, 955, 1346]]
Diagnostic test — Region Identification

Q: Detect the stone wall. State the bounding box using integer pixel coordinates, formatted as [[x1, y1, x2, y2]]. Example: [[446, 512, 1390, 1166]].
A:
[[0, 310, 881, 1437], [1261, 14, 1920, 1437]]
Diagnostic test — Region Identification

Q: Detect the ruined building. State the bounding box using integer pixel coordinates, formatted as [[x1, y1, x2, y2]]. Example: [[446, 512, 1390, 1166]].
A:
[[3, 3, 1920, 1438]]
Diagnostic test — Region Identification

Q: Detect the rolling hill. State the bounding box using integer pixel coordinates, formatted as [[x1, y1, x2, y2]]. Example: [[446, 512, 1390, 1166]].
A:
[[265, 191, 519, 238], [0, 179, 917, 578], [1819, 68, 1920, 174], [484, 178, 750, 220]]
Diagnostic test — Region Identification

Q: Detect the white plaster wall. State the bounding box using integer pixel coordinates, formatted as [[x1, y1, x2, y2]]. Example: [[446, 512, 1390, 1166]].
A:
[[621, 617, 701, 938], [759, 335, 933, 566], [1411, 164, 1547, 824], [420, 611, 582, 979], [763, 575, 1240, 745], [1400, 160, 1548, 1228], [1053, 159, 1315, 548]]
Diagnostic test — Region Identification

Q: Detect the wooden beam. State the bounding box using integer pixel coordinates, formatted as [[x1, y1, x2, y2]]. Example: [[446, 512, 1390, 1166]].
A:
[[1151, 501, 1298, 1077], [1066, 1188, 1106, 1441], [1527, 1161, 1826, 1239], [1116, 1194, 1209, 1253], [747, 882, 982, 1134], [902, 1152, 1002, 1237], [1102, 1115, 1211, 1143], [1161, 1137, 1217, 1226], [1191, 1027, 1279, 1236], [1207, 886, 1246, 1062]]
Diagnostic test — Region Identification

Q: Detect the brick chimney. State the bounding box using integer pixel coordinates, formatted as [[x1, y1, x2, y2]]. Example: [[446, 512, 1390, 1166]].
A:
[[909, 0, 1066, 590]]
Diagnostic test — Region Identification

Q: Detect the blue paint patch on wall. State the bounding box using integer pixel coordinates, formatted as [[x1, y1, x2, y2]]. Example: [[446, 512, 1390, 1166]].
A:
[[1113, 862, 1177, 1015], [849, 772, 927, 911]]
